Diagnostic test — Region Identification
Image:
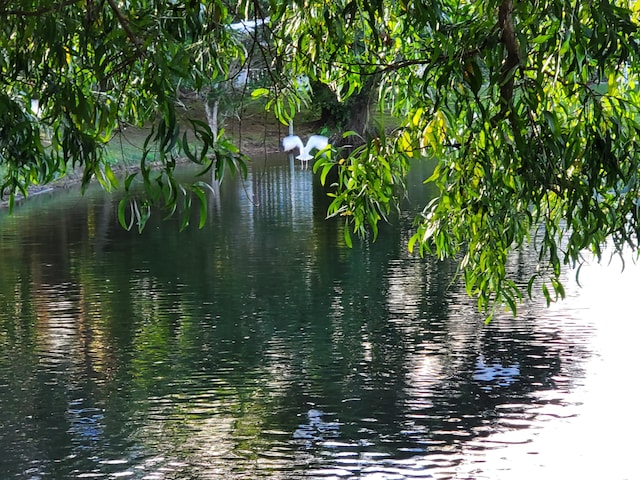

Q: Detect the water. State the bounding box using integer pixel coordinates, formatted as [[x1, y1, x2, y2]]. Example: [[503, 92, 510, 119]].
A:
[[0, 156, 638, 479]]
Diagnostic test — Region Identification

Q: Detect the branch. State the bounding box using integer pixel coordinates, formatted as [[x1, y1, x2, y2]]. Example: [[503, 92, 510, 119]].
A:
[[495, 0, 520, 120], [104, 0, 145, 58]]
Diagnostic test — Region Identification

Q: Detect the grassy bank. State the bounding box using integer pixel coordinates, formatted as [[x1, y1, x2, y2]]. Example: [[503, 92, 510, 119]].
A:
[[1, 98, 328, 208]]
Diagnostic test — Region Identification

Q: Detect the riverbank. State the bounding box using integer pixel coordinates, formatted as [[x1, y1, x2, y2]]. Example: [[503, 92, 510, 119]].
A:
[[1, 107, 323, 209]]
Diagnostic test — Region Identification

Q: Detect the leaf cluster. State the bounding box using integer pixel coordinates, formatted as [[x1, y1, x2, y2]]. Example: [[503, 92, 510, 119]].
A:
[[314, 130, 410, 247]]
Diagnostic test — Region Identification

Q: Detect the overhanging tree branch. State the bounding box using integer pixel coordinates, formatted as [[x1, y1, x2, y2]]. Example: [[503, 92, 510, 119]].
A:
[[104, 0, 146, 58]]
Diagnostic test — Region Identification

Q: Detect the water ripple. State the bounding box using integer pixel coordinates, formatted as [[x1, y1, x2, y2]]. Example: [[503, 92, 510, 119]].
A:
[[2, 166, 636, 479]]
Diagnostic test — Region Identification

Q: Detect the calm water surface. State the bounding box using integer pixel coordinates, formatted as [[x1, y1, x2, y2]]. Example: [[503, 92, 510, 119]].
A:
[[0, 157, 637, 479]]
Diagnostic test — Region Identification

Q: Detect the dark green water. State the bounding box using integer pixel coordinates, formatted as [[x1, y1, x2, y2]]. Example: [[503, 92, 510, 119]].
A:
[[0, 157, 637, 479]]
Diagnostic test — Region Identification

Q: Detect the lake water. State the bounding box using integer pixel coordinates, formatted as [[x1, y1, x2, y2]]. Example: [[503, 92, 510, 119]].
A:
[[0, 156, 638, 479]]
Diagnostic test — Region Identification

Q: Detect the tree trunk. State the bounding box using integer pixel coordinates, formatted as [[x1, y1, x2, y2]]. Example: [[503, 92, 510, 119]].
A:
[[311, 77, 377, 147], [204, 98, 220, 142], [342, 91, 373, 140], [336, 75, 378, 148]]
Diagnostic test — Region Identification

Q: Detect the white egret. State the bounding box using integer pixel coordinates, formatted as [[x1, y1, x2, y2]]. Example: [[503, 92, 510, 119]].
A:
[[282, 134, 329, 166]]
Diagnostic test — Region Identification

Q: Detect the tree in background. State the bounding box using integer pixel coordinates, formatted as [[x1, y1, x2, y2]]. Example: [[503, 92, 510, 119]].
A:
[[268, 0, 640, 316]]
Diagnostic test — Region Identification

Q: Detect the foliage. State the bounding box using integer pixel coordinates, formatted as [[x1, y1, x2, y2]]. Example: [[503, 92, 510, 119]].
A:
[[0, 0, 246, 226], [3, 0, 640, 315], [269, 0, 640, 316]]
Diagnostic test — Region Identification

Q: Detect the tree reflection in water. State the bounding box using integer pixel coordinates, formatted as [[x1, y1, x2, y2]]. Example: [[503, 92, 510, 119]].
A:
[[0, 160, 631, 479]]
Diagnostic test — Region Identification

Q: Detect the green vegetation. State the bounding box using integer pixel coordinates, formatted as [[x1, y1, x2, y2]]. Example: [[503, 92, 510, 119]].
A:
[[0, 0, 246, 225], [1, 0, 639, 314], [267, 0, 640, 316]]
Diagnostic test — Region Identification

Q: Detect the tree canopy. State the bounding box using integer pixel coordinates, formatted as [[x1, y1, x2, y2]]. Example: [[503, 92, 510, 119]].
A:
[[1, 0, 246, 227], [268, 0, 640, 315], [2, 0, 640, 315]]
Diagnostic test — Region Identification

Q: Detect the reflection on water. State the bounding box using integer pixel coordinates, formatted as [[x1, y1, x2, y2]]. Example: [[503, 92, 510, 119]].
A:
[[0, 156, 637, 479]]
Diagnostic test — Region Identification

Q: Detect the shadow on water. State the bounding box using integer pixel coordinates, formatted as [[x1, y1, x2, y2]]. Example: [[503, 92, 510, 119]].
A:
[[0, 155, 606, 478]]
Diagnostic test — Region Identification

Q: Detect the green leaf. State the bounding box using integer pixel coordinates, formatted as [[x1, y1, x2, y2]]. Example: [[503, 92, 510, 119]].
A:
[[319, 162, 335, 186], [104, 164, 119, 190], [343, 221, 353, 248], [192, 181, 212, 229], [542, 283, 552, 306], [252, 87, 270, 98], [118, 198, 134, 231], [504, 291, 517, 317]]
